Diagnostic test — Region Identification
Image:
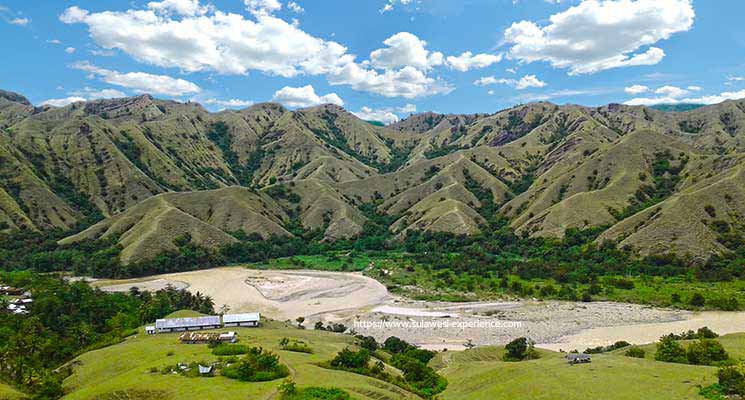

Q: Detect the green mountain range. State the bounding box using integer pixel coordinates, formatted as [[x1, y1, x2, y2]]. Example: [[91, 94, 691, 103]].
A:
[[1, 89, 744, 263]]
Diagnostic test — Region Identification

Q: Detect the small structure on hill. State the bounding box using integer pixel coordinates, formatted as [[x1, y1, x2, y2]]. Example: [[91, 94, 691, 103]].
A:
[[145, 326, 156, 335], [0, 285, 24, 296], [223, 312, 260, 327], [155, 316, 222, 333], [179, 332, 220, 344], [219, 332, 237, 343], [566, 353, 592, 365], [179, 331, 238, 344]]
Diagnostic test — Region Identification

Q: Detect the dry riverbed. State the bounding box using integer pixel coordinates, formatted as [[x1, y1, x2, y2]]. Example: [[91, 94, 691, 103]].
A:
[[91, 267, 745, 351]]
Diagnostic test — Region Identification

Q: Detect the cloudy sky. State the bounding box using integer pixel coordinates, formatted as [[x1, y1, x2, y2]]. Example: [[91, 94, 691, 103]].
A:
[[1, 0, 744, 123]]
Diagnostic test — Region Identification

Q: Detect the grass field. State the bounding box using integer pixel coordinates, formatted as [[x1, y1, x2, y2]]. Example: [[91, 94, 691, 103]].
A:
[[434, 333, 745, 399], [0, 383, 26, 400], [434, 346, 716, 400], [56, 317, 745, 400], [61, 320, 418, 400]]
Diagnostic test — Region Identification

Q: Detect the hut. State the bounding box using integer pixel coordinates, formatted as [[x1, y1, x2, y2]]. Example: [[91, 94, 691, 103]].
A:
[[145, 326, 156, 335], [566, 353, 592, 365]]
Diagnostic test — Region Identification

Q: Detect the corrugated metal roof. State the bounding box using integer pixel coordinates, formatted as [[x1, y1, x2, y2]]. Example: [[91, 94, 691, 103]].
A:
[[222, 312, 260, 323], [155, 316, 221, 329]]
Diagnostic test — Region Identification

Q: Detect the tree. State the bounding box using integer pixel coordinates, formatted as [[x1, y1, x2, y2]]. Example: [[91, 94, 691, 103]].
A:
[[624, 347, 646, 358], [295, 317, 305, 329], [330, 348, 370, 370], [654, 336, 687, 364], [719, 366, 745, 395], [686, 339, 729, 366], [689, 293, 706, 307], [504, 337, 537, 361]]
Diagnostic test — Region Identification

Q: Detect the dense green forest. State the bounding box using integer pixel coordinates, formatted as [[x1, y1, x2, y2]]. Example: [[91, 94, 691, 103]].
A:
[[0, 271, 214, 398]]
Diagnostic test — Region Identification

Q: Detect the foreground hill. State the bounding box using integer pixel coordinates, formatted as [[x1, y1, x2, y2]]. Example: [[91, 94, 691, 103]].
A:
[[56, 320, 745, 400], [1, 90, 745, 261]]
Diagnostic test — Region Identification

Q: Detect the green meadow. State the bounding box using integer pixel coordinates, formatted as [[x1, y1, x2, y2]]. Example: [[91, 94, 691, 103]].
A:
[[53, 313, 745, 400]]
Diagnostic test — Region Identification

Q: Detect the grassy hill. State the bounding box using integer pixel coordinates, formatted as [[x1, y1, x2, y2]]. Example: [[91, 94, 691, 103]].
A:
[[56, 320, 745, 400], [435, 346, 714, 400], [61, 321, 418, 400], [1, 90, 745, 261]]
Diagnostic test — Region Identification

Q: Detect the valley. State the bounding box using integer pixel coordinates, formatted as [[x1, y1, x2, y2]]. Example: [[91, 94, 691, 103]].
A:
[[2, 90, 745, 400], [92, 265, 745, 353]]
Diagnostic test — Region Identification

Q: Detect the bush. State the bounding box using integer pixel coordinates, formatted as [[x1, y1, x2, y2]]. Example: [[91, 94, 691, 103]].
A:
[[689, 293, 706, 307], [686, 339, 729, 366], [212, 344, 250, 356], [222, 347, 289, 382], [654, 336, 687, 364], [280, 386, 352, 400], [279, 338, 313, 354], [330, 348, 370, 370], [504, 337, 539, 361], [355, 335, 379, 352], [624, 347, 646, 358], [718, 366, 745, 395], [383, 336, 412, 354]]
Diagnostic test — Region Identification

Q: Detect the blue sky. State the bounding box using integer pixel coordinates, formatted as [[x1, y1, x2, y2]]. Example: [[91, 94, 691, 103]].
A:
[[1, 0, 744, 123]]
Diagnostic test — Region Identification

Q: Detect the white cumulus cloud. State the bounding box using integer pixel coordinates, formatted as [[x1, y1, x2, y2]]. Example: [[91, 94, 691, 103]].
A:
[[503, 0, 695, 75], [474, 74, 546, 90], [370, 32, 444, 71], [41, 87, 127, 107], [271, 85, 344, 108], [287, 2, 304, 13], [624, 85, 649, 94], [72, 61, 201, 96], [352, 104, 417, 124], [446, 52, 502, 72]]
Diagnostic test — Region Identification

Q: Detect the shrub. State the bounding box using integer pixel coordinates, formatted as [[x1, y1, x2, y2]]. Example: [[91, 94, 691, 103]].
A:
[[212, 344, 250, 356], [686, 339, 729, 366], [280, 386, 351, 400], [624, 347, 646, 358], [689, 293, 706, 307], [383, 336, 412, 354], [698, 327, 719, 339], [355, 335, 379, 352], [504, 337, 539, 361], [718, 366, 745, 395], [330, 348, 370, 370], [280, 338, 313, 354], [222, 347, 289, 382], [654, 337, 687, 364]]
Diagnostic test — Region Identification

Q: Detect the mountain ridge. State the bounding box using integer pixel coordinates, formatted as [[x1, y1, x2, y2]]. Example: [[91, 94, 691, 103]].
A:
[[1, 89, 744, 263]]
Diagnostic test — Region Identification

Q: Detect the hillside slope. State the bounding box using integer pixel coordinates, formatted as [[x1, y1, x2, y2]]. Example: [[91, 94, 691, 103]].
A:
[[1, 90, 745, 261]]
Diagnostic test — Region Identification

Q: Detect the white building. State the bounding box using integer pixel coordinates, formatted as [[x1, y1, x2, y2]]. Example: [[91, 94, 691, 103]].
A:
[[155, 316, 222, 333], [223, 313, 260, 327]]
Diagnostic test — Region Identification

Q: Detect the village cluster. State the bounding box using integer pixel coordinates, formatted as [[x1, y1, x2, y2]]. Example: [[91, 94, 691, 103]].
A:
[[145, 312, 261, 344], [0, 284, 32, 315]]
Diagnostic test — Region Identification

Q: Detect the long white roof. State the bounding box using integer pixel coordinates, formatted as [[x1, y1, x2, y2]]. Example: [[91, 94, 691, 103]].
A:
[[222, 312, 260, 323], [155, 316, 221, 329]]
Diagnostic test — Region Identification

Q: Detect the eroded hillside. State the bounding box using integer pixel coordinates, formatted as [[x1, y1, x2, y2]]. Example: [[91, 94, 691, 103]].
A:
[[1, 89, 744, 262]]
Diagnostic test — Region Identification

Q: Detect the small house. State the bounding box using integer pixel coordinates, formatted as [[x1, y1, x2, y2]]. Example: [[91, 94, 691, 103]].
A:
[[219, 332, 237, 343], [566, 353, 591, 365], [155, 316, 222, 333], [145, 326, 156, 335], [223, 312, 260, 327]]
